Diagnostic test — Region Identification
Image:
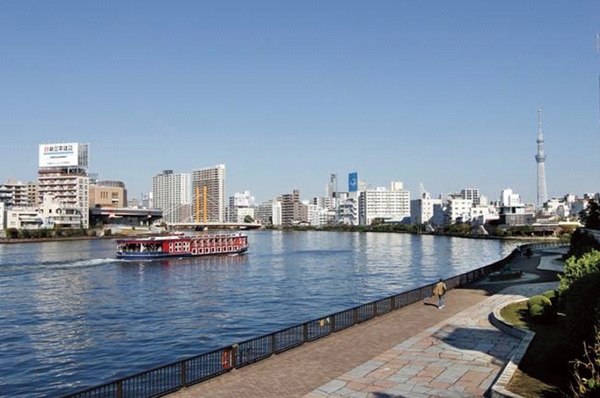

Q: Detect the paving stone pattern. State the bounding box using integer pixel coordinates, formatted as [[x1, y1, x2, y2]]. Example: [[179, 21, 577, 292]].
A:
[[168, 254, 560, 398]]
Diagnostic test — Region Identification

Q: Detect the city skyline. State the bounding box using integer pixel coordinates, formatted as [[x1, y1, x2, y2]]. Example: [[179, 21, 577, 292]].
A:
[[1, 2, 599, 204]]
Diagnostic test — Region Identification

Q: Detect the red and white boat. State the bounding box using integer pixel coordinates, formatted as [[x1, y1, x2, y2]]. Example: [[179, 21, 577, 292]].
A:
[[116, 233, 249, 260]]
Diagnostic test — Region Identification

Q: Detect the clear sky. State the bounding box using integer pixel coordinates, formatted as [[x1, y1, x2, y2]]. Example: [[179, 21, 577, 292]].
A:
[[1, 1, 599, 205]]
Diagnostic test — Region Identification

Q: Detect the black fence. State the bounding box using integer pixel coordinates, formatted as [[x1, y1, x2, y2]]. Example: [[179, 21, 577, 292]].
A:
[[63, 243, 557, 398]]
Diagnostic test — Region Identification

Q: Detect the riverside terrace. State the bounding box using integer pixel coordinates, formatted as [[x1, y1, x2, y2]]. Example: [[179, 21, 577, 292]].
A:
[[62, 242, 565, 398]]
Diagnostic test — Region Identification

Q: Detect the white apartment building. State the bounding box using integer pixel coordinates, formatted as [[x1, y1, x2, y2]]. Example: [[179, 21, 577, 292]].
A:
[[306, 202, 335, 227], [6, 194, 84, 229], [358, 182, 410, 225], [228, 191, 256, 222], [152, 170, 191, 223], [272, 201, 282, 226], [0, 202, 5, 235], [461, 188, 481, 206], [337, 197, 357, 225], [470, 205, 499, 226], [37, 142, 90, 228], [410, 193, 443, 226], [500, 188, 524, 209], [255, 199, 282, 226], [192, 164, 226, 223], [445, 197, 472, 224], [235, 207, 256, 223], [0, 179, 37, 207]]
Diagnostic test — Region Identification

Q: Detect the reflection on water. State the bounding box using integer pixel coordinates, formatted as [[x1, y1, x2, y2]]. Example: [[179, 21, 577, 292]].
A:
[[0, 231, 512, 397]]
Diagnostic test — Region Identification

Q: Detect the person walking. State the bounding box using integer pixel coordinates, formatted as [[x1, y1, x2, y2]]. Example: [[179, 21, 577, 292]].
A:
[[433, 278, 447, 309]]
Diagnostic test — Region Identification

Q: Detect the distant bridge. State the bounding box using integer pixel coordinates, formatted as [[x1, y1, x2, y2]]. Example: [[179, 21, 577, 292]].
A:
[[166, 222, 262, 230]]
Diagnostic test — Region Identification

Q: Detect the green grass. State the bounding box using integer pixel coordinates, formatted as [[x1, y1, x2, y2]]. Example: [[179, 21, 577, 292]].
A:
[[500, 301, 576, 398]]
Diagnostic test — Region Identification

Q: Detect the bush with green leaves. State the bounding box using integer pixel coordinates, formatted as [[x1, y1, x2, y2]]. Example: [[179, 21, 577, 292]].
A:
[[564, 274, 600, 346], [559, 250, 600, 295], [543, 289, 560, 308], [527, 295, 556, 324], [565, 229, 600, 261]]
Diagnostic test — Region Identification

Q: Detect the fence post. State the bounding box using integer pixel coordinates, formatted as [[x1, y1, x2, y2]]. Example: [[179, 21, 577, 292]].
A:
[[271, 333, 276, 355], [180, 360, 187, 387], [117, 381, 123, 398], [231, 344, 238, 369], [303, 323, 308, 342], [330, 314, 336, 331]]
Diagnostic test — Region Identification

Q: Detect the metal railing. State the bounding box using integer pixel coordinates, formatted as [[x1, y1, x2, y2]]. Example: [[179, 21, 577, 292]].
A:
[[63, 242, 563, 398]]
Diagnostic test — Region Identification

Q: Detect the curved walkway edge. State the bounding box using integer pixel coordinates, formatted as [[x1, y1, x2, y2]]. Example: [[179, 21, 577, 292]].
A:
[[168, 254, 560, 398], [488, 299, 535, 398], [303, 281, 557, 398]]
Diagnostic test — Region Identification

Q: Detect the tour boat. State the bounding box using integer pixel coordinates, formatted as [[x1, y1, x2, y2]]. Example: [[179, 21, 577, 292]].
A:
[[116, 233, 249, 260]]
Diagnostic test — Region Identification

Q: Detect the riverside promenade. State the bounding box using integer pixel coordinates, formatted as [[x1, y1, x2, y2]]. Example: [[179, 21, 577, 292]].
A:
[[168, 250, 563, 398]]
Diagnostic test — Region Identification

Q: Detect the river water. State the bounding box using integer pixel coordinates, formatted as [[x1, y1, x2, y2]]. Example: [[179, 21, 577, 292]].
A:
[[0, 230, 513, 397]]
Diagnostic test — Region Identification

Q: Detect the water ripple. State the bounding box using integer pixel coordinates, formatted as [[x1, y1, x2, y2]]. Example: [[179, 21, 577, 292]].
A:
[[0, 231, 513, 397]]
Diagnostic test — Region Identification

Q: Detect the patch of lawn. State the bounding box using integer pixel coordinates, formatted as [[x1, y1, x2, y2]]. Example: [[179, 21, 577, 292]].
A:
[[500, 301, 576, 398]]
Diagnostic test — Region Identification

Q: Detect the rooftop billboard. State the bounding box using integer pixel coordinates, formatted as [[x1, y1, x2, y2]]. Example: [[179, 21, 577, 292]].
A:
[[39, 143, 88, 168], [348, 172, 358, 192]]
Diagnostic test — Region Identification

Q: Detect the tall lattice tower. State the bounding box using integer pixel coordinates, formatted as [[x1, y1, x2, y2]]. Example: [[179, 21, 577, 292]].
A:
[[535, 108, 548, 210]]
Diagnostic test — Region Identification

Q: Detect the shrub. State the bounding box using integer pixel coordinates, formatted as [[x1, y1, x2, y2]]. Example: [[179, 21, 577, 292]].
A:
[[528, 295, 552, 309], [565, 274, 600, 346], [559, 250, 600, 295], [565, 229, 600, 260], [527, 295, 556, 324], [543, 289, 560, 308]]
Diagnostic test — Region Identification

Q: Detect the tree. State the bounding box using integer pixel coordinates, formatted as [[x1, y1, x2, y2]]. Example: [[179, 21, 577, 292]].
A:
[[580, 200, 600, 230], [243, 215, 254, 223]]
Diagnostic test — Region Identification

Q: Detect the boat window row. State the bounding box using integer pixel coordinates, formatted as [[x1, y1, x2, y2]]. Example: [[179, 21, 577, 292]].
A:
[[169, 241, 191, 253]]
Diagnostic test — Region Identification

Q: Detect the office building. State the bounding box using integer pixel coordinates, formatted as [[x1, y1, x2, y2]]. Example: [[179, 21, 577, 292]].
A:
[[37, 142, 90, 228], [192, 164, 226, 223], [152, 170, 191, 223], [89, 180, 127, 208]]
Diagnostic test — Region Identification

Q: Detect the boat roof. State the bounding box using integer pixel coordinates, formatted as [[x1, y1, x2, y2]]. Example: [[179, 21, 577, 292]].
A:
[[116, 233, 246, 243]]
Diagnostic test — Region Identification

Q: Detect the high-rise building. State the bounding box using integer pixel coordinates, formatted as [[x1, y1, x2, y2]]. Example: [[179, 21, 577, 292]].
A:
[[358, 182, 410, 225], [535, 109, 548, 210], [37, 142, 90, 228], [326, 174, 338, 198], [152, 170, 191, 223], [279, 189, 307, 225], [192, 164, 226, 223]]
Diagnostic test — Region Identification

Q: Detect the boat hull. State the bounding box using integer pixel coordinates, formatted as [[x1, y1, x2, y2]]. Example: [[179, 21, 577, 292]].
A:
[[116, 246, 248, 260], [116, 234, 249, 261]]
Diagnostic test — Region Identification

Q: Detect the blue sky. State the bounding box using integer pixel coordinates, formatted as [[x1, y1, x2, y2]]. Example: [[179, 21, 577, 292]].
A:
[[1, 1, 599, 204]]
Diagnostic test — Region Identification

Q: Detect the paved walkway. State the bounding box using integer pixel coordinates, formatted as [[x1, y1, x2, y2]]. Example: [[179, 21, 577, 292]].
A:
[[168, 253, 561, 398]]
